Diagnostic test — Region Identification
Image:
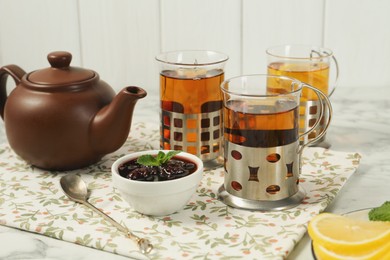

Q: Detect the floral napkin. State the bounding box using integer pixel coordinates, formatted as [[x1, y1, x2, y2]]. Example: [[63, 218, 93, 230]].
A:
[[0, 122, 361, 259]]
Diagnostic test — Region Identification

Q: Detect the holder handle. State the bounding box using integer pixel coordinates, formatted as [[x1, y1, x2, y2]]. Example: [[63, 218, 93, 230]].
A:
[[298, 84, 333, 153], [325, 52, 339, 97]]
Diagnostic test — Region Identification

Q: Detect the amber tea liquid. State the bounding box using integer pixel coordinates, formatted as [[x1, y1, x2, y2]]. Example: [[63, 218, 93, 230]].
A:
[[224, 99, 299, 148], [160, 69, 224, 158], [268, 62, 329, 140], [267, 62, 329, 100]]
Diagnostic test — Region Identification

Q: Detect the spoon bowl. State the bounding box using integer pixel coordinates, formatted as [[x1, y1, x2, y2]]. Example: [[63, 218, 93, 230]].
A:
[[60, 174, 89, 202]]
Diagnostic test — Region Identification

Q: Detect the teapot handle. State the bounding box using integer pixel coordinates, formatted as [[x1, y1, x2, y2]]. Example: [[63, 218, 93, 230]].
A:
[[0, 65, 26, 119]]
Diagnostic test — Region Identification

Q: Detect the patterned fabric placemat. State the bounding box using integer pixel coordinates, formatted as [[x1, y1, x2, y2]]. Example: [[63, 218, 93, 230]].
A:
[[0, 122, 361, 259]]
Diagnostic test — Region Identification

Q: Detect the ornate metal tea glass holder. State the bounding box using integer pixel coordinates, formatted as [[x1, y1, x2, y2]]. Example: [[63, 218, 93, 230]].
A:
[[156, 50, 228, 169], [217, 75, 333, 211]]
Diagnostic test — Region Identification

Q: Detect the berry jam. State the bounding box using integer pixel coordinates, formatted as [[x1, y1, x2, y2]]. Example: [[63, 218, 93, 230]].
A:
[[118, 157, 197, 181]]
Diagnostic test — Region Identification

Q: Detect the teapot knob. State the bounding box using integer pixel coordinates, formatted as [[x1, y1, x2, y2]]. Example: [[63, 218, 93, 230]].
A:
[[48, 51, 72, 68]]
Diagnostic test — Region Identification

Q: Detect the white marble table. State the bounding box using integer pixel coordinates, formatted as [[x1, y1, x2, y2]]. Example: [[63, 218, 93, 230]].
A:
[[0, 86, 389, 259]]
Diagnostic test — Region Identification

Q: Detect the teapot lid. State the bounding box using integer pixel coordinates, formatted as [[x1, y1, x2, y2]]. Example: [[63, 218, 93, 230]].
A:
[[27, 51, 95, 85]]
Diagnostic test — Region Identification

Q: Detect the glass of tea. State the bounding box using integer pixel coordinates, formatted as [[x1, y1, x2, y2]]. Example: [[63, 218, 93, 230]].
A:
[[155, 50, 228, 169], [266, 45, 339, 147], [218, 74, 332, 210]]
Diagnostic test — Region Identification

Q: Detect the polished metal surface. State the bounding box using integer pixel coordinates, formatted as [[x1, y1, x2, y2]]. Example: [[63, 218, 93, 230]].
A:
[[218, 185, 306, 211], [218, 140, 306, 210], [300, 99, 330, 147], [161, 109, 222, 162]]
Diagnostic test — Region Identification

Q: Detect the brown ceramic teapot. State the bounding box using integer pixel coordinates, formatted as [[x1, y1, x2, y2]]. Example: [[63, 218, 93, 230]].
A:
[[0, 51, 147, 170]]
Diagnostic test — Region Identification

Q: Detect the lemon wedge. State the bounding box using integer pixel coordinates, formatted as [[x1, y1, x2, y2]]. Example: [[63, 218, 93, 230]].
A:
[[308, 213, 390, 255], [313, 241, 390, 260]]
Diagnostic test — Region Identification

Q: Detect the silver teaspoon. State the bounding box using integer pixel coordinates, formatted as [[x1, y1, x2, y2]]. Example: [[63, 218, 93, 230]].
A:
[[60, 174, 153, 254]]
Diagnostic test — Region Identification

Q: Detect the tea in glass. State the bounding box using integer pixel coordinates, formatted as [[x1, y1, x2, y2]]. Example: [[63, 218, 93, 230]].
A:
[[267, 45, 338, 146], [156, 51, 228, 167]]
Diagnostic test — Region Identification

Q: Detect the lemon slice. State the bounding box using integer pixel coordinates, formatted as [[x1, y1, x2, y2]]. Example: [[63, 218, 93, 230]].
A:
[[308, 213, 390, 254], [313, 241, 390, 260]]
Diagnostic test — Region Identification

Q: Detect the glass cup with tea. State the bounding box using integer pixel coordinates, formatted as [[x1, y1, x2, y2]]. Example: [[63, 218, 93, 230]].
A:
[[155, 50, 229, 169], [218, 74, 332, 210], [266, 45, 339, 148]]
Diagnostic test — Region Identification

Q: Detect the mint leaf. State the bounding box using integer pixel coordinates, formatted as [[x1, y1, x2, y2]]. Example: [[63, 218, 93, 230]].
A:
[[161, 150, 181, 164], [137, 154, 160, 166], [156, 151, 165, 162], [137, 151, 182, 166]]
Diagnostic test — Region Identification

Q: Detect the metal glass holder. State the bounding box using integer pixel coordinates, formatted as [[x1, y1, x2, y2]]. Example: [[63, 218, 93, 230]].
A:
[[217, 141, 306, 211], [161, 109, 223, 169], [218, 185, 305, 211]]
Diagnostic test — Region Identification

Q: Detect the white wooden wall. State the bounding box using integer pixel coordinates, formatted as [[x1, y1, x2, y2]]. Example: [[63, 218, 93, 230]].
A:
[[1, 0, 390, 99]]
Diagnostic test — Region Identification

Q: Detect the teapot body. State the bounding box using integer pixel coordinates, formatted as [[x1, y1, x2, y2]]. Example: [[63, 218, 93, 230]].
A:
[[5, 76, 116, 170], [0, 51, 146, 171]]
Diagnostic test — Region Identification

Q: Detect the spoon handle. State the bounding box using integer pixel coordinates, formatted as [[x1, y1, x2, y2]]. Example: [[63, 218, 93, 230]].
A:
[[81, 201, 153, 254]]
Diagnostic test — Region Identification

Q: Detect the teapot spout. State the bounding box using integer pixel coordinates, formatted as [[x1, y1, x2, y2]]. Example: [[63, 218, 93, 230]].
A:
[[90, 86, 147, 155]]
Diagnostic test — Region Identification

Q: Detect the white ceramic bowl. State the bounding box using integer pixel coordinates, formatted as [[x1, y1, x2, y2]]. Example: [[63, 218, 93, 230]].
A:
[[111, 150, 203, 216]]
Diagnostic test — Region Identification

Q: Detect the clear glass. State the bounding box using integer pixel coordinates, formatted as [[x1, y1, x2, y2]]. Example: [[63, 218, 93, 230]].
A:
[[266, 45, 339, 147], [156, 50, 228, 169], [220, 74, 319, 149]]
